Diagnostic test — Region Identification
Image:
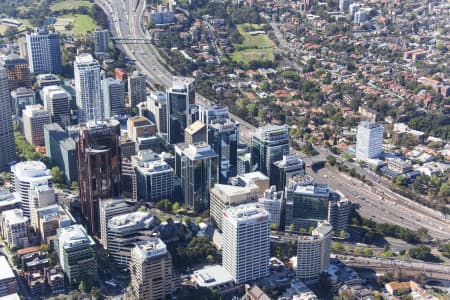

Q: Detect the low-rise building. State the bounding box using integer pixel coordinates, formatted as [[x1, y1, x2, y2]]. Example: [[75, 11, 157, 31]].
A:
[[1, 208, 29, 249], [0, 256, 17, 296]]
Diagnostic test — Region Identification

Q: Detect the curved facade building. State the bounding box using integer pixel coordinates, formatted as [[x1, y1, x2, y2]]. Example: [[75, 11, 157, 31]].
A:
[[11, 161, 52, 218]]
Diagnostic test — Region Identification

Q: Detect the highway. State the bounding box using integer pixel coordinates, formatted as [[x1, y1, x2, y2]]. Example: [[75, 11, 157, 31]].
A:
[[94, 0, 450, 240]]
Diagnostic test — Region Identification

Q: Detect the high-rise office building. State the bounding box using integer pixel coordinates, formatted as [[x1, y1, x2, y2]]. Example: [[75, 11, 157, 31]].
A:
[[251, 124, 289, 177], [147, 91, 167, 135], [175, 142, 218, 212], [230, 171, 270, 197], [328, 198, 351, 234], [133, 150, 174, 202], [102, 77, 125, 118], [23, 104, 52, 146], [74, 54, 103, 123], [1, 208, 29, 249], [130, 238, 175, 300], [44, 123, 78, 184], [0, 67, 16, 171], [205, 107, 239, 183], [166, 77, 195, 144], [184, 120, 207, 144], [55, 225, 97, 285], [296, 221, 332, 284], [339, 0, 352, 11], [26, 28, 62, 74], [127, 116, 157, 143], [11, 87, 35, 117], [258, 186, 283, 229], [270, 154, 305, 191], [128, 71, 146, 107], [28, 184, 56, 228], [209, 183, 258, 231], [93, 28, 109, 55], [1, 54, 31, 91], [285, 177, 331, 230], [42, 85, 71, 129], [11, 161, 52, 218], [356, 121, 384, 161], [222, 204, 270, 284], [77, 120, 121, 235], [99, 199, 130, 248], [107, 211, 155, 268]]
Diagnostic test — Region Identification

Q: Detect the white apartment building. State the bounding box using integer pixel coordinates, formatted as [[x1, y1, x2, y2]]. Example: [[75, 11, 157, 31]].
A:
[[99, 199, 130, 248], [42, 85, 71, 129], [74, 54, 103, 122], [355, 121, 384, 161], [296, 221, 332, 284], [133, 150, 174, 202], [258, 186, 283, 228], [147, 91, 167, 134], [1, 208, 29, 248], [23, 104, 52, 146], [222, 204, 271, 284], [11, 161, 52, 218]]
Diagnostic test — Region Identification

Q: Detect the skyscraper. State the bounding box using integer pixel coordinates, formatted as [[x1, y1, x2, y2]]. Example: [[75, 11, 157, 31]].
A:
[[204, 106, 239, 183], [296, 221, 332, 284], [26, 28, 62, 74], [356, 121, 384, 161], [22, 104, 52, 146], [11, 87, 35, 117], [133, 150, 174, 202], [130, 238, 175, 300], [209, 183, 258, 231], [285, 177, 331, 230], [0, 67, 16, 171], [175, 142, 218, 212], [102, 77, 125, 118], [184, 120, 207, 144], [74, 54, 103, 123], [1, 54, 31, 92], [270, 154, 305, 191], [166, 77, 195, 144], [93, 28, 109, 55], [222, 204, 270, 284], [128, 71, 146, 107], [11, 161, 52, 218], [147, 91, 167, 135], [77, 120, 121, 235], [251, 124, 289, 177], [42, 85, 71, 129], [258, 186, 283, 229], [99, 199, 130, 248]]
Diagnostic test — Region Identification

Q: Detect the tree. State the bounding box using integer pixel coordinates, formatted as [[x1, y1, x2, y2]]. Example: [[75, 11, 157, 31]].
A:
[[156, 199, 171, 212], [327, 155, 337, 166], [206, 254, 214, 264], [393, 175, 406, 186], [71, 181, 79, 192], [332, 242, 344, 252], [79, 280, 86, 292], [270, 223, 278, 231], [51, 166, 65, 185], [288, 224, 295, 234], [172, 202, 181, 212], [408, 245, 431, 261], [339, 230, 347, 238]]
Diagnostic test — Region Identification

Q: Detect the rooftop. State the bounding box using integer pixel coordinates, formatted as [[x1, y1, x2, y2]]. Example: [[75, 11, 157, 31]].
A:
[[133, 238, 168, 259], [180, 142, 218, 160], [57, 225, 94, 249], [223, 203, 270, 224], [185, 120, 206, 135], [108, 211, 154, 231], [0, 256, 15, 281], [192, 265, 234, 288], [2, 208, 28, 225]]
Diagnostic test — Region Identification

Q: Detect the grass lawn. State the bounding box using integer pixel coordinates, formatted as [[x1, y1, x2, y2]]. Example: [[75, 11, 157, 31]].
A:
[[232, 23, 274, 63], [59, 14, 96, 34], [50, 0, 93, 11]]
